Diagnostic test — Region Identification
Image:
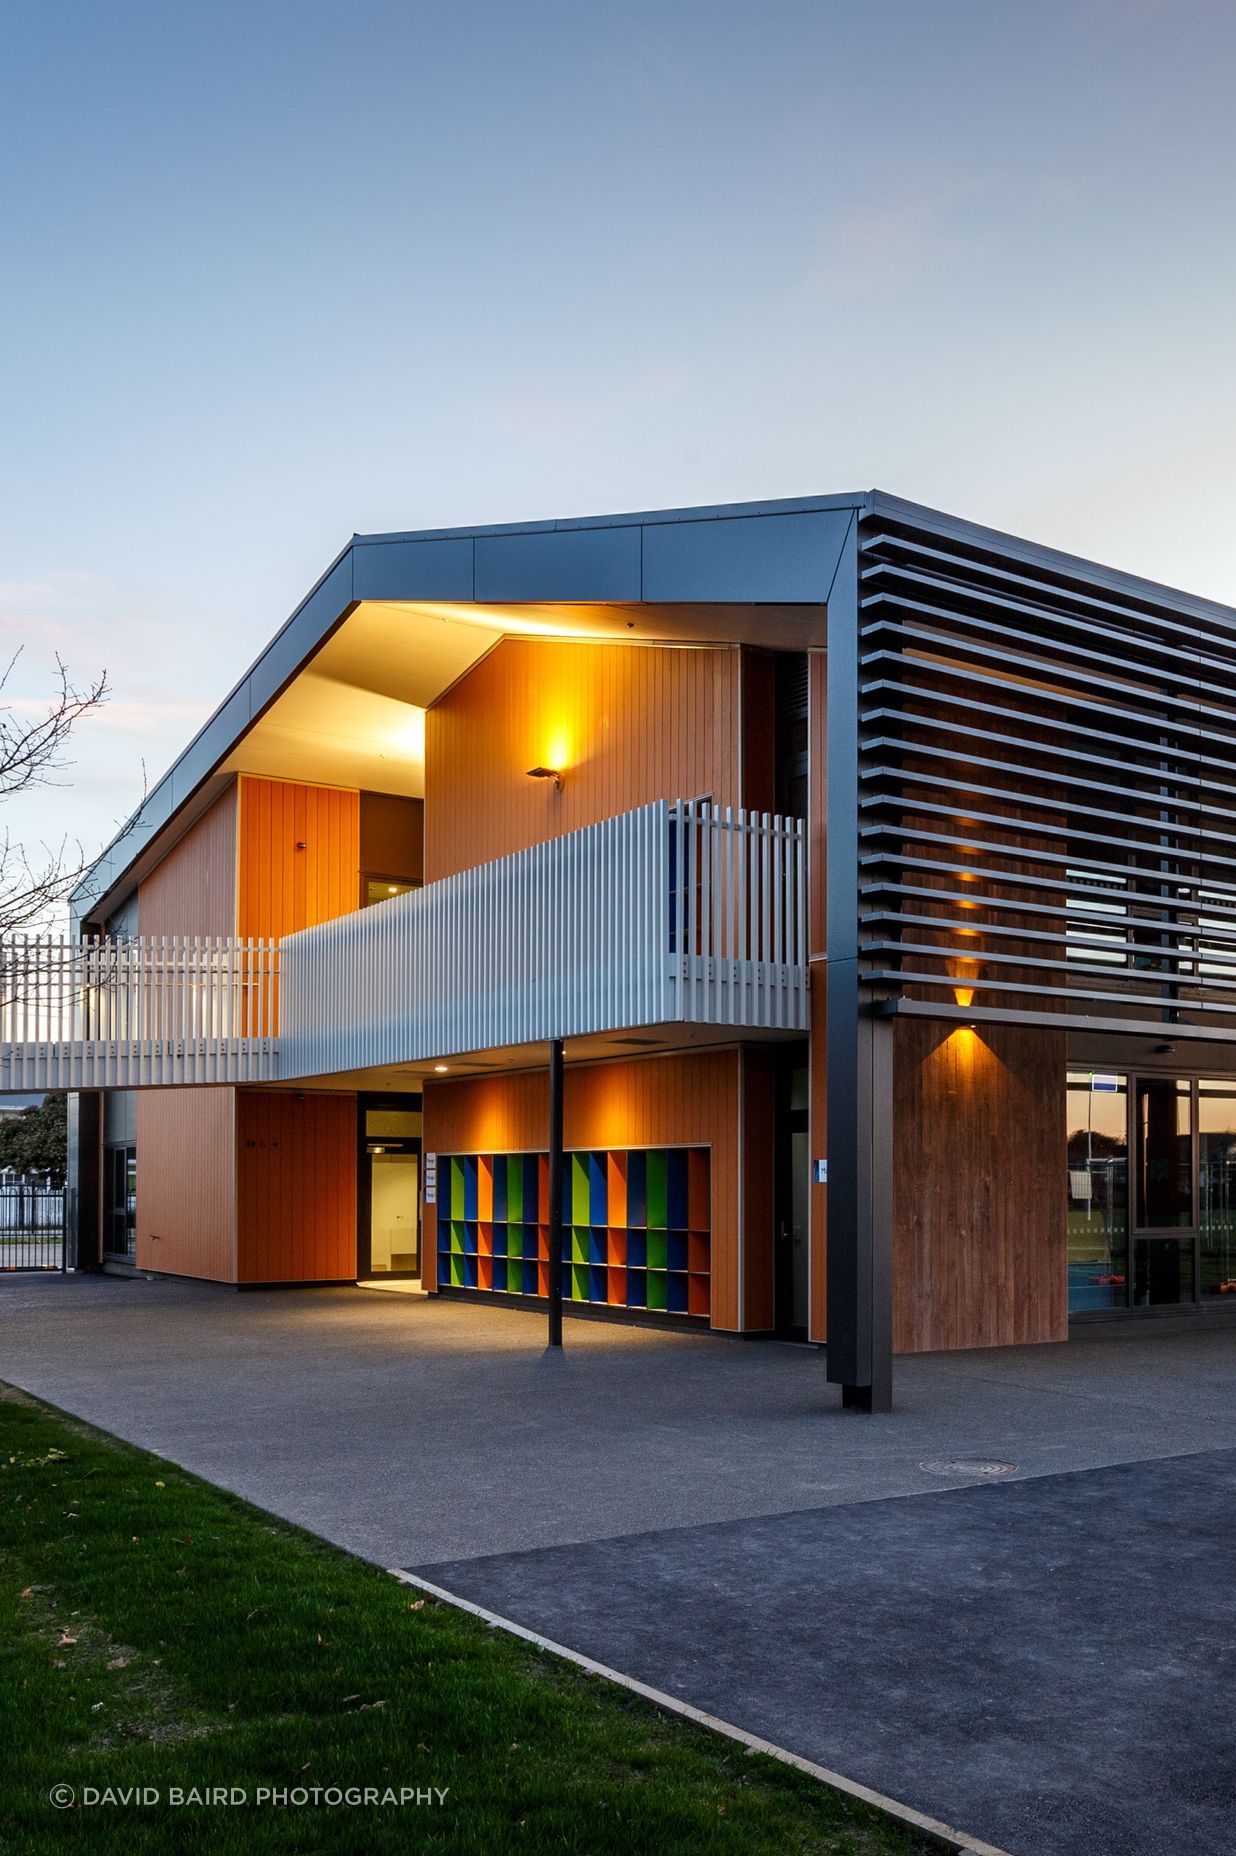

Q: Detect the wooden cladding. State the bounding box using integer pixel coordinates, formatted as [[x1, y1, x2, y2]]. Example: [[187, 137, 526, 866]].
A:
[[892, 1019, 1066, 1352], [424, 638, 741, 881], [139, 788, 237, 937], [238, 776, 360, 939], [136, 1088, 237, 1281], [236, 1091, 357, 1283], [422, 1049, 763, 1330]]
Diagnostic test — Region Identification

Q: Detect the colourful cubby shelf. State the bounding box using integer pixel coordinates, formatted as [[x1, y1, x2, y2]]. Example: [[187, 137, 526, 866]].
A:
[[436, 1145, 710, 1320]]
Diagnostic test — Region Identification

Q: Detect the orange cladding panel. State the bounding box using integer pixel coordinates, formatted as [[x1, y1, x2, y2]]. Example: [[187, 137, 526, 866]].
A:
[[424, 638, 741, 881], [136, 1088, 237, 1282], [423, 1050, 747, 1329], [238, 776, 361, 938], [236, 1091, 357, 1283]]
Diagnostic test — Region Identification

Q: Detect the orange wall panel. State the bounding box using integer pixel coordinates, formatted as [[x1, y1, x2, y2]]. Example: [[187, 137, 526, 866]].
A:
[[238, 776, 361, 938], [136, 1088, 236, 1282], [236, 1091, 357, 1283], [425, 639, 741, 880], [422, 1050, 755, 1329], [139, 787, 237, 937]]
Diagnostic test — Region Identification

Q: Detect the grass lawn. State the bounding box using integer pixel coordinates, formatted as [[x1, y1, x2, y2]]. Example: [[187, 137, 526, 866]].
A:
[[0, 1385, 937, 1855]]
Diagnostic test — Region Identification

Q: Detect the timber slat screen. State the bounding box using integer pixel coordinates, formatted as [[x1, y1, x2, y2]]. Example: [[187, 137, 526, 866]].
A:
[[857, 513, 1236, 1035]]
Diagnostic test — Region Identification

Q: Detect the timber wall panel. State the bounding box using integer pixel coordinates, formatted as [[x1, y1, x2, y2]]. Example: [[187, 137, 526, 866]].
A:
[[238, 776, 361, 938], [136, 1088, 237, 1281], [138, 786, 237, 937], [236, 1091, 357, 1283], [425, 639, 741, 880], [741, 1047, 776, 1331], [423, 1050, 746, 1328], [137, 788, 239, 1281], [892, 1020, 1067, 1353]]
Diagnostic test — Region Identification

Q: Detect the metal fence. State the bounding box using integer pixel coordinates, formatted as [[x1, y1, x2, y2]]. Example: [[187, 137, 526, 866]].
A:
[[0, 1176, 66, 1271]]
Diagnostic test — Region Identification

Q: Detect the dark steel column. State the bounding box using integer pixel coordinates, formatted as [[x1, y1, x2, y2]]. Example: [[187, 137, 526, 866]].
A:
[[824, 522, 894, 1411], [547, 1038, 564, 1347]]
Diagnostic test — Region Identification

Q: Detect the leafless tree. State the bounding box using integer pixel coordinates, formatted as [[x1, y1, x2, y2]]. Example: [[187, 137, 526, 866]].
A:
[[0, 652, 108, 936]]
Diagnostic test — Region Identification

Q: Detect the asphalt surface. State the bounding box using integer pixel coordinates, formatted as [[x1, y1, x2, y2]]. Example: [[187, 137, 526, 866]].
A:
[[3, 1273, 1235, 1854]]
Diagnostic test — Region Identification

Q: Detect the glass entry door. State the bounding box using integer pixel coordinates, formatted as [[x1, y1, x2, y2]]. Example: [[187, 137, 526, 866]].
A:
[[358, 1099, 422, 1279]]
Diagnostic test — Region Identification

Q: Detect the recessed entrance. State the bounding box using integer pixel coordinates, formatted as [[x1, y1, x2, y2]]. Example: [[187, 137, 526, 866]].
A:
[[774, 1046, 810, 1336], [357, 1095, 422, 1280]]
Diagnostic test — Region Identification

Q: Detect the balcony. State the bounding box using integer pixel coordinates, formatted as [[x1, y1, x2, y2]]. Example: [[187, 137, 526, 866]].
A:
[[278, 800, 808, 1079], [0, 801, 807, 1092]]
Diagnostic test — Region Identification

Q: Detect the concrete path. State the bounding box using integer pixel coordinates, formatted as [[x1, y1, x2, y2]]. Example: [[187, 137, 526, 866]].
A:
[[3, 1273, 1235, 1854]]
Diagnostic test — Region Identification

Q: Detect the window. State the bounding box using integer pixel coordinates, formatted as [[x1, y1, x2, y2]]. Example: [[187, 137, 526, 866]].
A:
[[1065, 868, 1128, 966]]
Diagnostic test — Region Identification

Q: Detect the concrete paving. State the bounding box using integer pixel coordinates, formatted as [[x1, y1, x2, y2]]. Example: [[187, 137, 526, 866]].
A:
[[3, 1273, 1235, 1854]]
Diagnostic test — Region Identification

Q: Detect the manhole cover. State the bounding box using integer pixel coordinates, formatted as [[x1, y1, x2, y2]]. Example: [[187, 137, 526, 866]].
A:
[[919, 1458, 1018, 1479]]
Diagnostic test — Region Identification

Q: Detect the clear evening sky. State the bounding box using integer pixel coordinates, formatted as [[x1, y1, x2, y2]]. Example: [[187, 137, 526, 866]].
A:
[[1, 0, 1232, 885]]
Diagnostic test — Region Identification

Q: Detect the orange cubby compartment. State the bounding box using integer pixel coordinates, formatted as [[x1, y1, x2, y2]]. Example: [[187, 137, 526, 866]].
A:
[[477, 1223, 493, 1258], [607, 1151, 628, 1228], [687, 1149, 710, 1230], [477, 1155, 494, 1223], [537, 1260, 550, 1298], [478, 1255, 493, 1291], [607, 1266, 627, 1306], [688, 1274, 711, 1318], [607, 1228, 627, 1267], [687, 1231, 709, 1275], [536, 1224, 550, 1262]]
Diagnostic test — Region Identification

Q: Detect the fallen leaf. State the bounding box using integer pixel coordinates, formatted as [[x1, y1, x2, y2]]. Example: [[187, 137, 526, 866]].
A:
[[154, 1480, 165, 1489], [106, 1657, 129, 1671], [19, 1587, 33, 1599], [57, 1635, 78, 1647]]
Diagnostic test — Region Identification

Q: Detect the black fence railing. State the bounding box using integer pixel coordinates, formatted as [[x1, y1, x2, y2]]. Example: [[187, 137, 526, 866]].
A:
[[0, 1177, 66, 1272]]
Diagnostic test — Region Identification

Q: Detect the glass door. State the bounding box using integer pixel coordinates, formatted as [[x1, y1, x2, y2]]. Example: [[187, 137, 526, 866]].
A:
[[357, 1098, 422, 1279], [1198, 1081, 1236, 1299], [1132, 1077, 1197, 1306], [1067, 1072, 1129, 1311]]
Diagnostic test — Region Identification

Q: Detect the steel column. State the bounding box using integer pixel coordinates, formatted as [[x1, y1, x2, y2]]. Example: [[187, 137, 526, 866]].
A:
[[825, 523, 894, 1411], [547, 1038, 564, 1347]]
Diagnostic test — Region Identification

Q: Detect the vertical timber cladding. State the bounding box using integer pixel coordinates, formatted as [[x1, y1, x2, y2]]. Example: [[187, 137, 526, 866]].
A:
[[421, 1050, 769, 1331], [858, 507, 1236, 1348], [424, 638, 741, 881], [136, 788, 240, 1280]]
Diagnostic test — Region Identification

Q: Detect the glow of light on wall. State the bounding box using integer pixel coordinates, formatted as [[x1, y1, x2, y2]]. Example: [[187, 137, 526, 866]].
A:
[[953, 986, 975, 1008], [543, 726, 571, 776], [384, 706, 425, 761]]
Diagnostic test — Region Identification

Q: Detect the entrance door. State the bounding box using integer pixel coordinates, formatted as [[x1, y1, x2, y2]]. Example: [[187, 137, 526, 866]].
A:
[[357, 1098, 422, 1279], [774, 1048, 810, 1335]]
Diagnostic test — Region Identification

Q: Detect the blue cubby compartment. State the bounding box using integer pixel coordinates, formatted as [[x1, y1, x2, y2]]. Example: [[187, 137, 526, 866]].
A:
[[523, 1224, 541, 1262], [492, 1258, 508, 1294], [437, 1252, 451, 1287], [589, 1226, 607, 1265], [627, 1229, 647, 1269], [491, 1224, 508, 1260], [666, 1230, 689, 1272], [666, 1150, 689, 1229], [588, 1152, 607, 1223], [627, 1149, 647, 1228], [492, 1155, 508, 1223], [666, 1273, 689, 1315], [461, 1253, 479, 1289], [626, 1268, 648, 1308], [462, 1155, 479, 1220], [589, 1264, 608, 1303]]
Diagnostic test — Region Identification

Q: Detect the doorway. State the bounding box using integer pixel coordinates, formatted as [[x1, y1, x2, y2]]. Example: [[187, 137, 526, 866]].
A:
[[774, 1045, 810, 1336], [357, 1095, 422, 1280]]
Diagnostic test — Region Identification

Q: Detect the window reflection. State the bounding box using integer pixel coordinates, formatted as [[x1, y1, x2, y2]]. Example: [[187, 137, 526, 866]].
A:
[[1066, 1072, 1128, 1311]]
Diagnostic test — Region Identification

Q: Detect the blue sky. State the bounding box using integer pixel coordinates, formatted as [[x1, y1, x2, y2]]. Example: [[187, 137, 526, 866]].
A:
[[2, 0, 1234, 878]]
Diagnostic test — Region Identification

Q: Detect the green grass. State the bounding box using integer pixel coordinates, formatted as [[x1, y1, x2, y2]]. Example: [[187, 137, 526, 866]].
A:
[[0, 1387, 935, 1855]]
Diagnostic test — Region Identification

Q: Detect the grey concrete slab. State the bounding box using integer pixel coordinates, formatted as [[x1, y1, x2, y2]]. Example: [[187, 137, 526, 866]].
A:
[[418, 1452, 1236, 1856], [2, 1276, 1235, 1568]]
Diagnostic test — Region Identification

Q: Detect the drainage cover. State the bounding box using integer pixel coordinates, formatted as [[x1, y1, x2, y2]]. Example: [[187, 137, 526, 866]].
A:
[[919, 1458, 1018, 1479]]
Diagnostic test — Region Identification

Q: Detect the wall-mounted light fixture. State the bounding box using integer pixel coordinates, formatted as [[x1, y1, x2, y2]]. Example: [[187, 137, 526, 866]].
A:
[[526, 765, 564, 791], [433, 1063, 449, 1073]]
